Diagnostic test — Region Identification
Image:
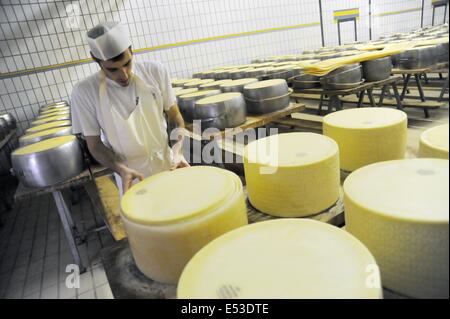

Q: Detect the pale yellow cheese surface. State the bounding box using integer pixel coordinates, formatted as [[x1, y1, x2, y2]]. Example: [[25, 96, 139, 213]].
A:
[[220, 78, 258, 87], [199, 80, 232, 88], [419, 124, 449, 159], [244, 79, 285, 89], [244, 133, 340, 217], [178, 219, 382, 299], [121, 166, 240, 226], [175, 88, 198, 97], [31, 114, 70, 125], [26, 120, 71, 133], [36, 111, 70, 119], [13, 135, 76, 156], [20, 126, 72, 140], [40, 107, 70, 115], [196, 92, 241, 105], [323, 108, 407, 171], [184, 79, 215, 87], [344, 159, 449, 299], [178, 89, 220, 99]]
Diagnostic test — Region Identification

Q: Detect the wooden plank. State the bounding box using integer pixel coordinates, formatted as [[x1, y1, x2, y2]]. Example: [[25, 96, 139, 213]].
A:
[[14, 165, 111, 202], [271, 117, 323, 131], [184, 102, 305, 141], [84, 176, 126, 241], [392, 62, 449, 75]]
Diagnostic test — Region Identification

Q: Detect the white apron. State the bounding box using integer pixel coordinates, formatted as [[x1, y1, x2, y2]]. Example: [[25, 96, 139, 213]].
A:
[[98, 71, 173, 196]]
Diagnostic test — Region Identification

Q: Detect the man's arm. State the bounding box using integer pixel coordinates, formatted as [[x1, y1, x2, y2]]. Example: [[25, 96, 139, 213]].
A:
[[165, 104, 190, 169], [85, 135, 144, 193]]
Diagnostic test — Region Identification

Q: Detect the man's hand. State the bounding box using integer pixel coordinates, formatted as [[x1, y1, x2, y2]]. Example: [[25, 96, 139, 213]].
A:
[[117, 163, 144, 194], [171, 140, 190, 170]]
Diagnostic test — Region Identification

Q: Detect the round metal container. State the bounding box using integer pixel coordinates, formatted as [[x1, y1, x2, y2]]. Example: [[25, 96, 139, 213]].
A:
[[362, 57, 392, 82], [177, 90, 222, 122], [244, 68, 269, 79], [11, 135, 84, 188], [0, 113, 17, 130], [25, 120, 71, 134], [436, 42, 449, 63], [321, 64, 363, 90], [175, 88, 199, 104], [19, 126, 73, 146], [220, 78, 259, 93], [199, 80, 233, 91], [243, 79, 289, 101], [194, 93, 247, 130], [245, 90, 292, 115], [395, 45, 438, 70], [31, 114, 71, 126], [229, 68, 255, 80], [183, 79, 215, 89], [292, 74, 321, 90]]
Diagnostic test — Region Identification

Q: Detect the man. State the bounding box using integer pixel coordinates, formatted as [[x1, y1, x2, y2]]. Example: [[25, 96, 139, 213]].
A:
[[71, 22, 189, 195]]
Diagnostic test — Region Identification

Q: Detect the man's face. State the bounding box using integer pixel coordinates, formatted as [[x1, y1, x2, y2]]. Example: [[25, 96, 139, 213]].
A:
[[100, 49, 133, 87]]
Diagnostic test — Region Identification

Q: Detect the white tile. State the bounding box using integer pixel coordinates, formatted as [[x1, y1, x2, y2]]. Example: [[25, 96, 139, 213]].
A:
[[95, 283, 113, 299], [78, 289, 96, 299], [40, 284, 58, 299]]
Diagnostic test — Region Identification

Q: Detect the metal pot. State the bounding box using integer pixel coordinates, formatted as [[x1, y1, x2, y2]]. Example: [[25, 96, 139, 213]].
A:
[[292, 74, 321, 90], [321, 64, 363, 90], [194, 93, 247, 130], [31, 114, 71, 126], [178, 90, 221, 122], [11, 135, 84, 188], [362, 57, 392, 82], [395, 46, 438, 70], [245, 90, 292, 115], [435, 42, 449, 63], [0, 113, 17, 130], [229, 68, 254, 80], [243, 79, 289, 100], [220, 78, 259, 93], [19, 126, 73, 146], [244, 68, 269, 79], [0, 118, 10, 136]]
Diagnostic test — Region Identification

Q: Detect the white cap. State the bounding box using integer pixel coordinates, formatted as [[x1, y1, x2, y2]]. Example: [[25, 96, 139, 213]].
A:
[[87, 22, 132, 61]]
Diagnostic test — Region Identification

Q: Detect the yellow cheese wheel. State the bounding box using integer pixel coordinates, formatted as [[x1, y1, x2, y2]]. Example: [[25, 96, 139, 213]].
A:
[[25, 120, 71, 133], [120, 166, 248, 284], [175, 88, 198, 97], [40, 107, 70, 115], [13, 135, 76, 156], [419, 124, 449, 159], [199, 79, 232, 90], [19, 126, 72, 143], [178, 219, 382, 299], [244, 132, 340, 217], [196, 92, 241, 105], [344, 159, 449, 299], [183, 79, 215, 88], [323, 108, 407, 172], [31, 114, 70, 125], [172, 79, 196, 87], [220, 78, 259, 88], [36, 111, 70, 119]]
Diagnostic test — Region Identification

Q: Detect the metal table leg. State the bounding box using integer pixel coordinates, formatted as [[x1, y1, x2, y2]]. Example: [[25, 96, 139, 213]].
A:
[[378, 85, 387, 107], [52, 190, 86, 273], [391, 83, 403, 110], [318, 94, 325, 115], [401, 74, 411, 100], [414, 74, 426, 102], [367, 88, 376, 107], [439, 74, 449, 102], [357, 90, 365, 108]]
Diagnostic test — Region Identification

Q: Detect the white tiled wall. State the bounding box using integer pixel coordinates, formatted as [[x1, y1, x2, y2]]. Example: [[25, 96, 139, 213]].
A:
[[0, 0, 447, 134]]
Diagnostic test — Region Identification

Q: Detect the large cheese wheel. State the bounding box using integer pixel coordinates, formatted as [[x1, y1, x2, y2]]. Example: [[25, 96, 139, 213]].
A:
[[418, 124, 449, 159], [323, 108, 407, 172], [244, 132, 340, 217], [40, 107, 70, 115], [36, 111, 70, 120], [14, 135, 76, 155], [31, 114, 70, 125], [19, 126, 72, 146], [178, 219, 382, 299], [25, 120, 71, 134], [120, 166, 248, 284], [344, 159, 449, 299]]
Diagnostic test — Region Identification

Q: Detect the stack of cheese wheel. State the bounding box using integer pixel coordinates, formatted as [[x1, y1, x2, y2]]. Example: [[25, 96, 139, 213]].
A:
[[198, 79, 232, 91], [31, 114, 71, 126], [344, 159, 449, 299], [26, 120, 71, 134], [177, 219, 382, 299], [418, 123, 449, 159], [194, 93, 247, 130], [220, 78, 259, 93], [323, 108, 407, 172], [120, 166, 248, 284], [177, 89, 221, 122], [243, 79, 291, 114], [244, 132, 340, 217], [19, 126, 72, 146]]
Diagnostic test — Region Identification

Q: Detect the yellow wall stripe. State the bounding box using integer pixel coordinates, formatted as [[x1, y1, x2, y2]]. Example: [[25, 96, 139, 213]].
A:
[[373, 7, 422, 17], [333, 9, 360, 18], [0, 21, 320, 79]]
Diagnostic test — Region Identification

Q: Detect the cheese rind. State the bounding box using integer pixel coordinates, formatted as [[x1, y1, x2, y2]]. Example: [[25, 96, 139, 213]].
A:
[[178, 219, 382, 299], [419, 124, 449, 159], [344, 159, 449, 299], [244, 132, 340, 217], [323, 108, 407, 172], [120, 166, 248, 284]]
